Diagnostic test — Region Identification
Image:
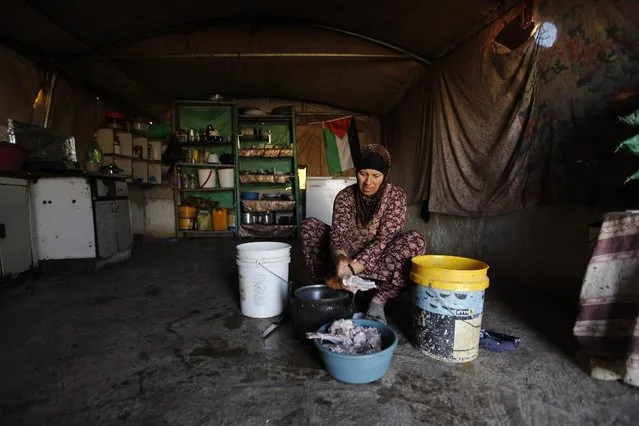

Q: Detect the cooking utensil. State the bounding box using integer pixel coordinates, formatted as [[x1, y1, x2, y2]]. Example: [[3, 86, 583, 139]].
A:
[[289, 284, 353, 341], [262, 315, 288, 339], [241, 212, 255, 224], [262, 211, 276, 225], [262, 193, 281, 200]]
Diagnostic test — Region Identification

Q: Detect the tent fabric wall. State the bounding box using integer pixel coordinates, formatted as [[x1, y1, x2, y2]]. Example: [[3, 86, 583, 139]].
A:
[[0, 45, 41, 130], [0, 45, 106, 162], [388, 0, 639, 217], [383, 74, 431, 203], [526, 0, 639, 208], [47, 78, 104, 163]]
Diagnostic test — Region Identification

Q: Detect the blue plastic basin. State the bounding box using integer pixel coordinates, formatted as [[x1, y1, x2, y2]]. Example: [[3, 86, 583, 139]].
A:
[[312, 319, 398, 384], [241, 191, 260, 200]]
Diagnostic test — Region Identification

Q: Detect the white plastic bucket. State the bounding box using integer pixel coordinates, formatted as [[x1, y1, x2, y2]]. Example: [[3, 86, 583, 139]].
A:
[[236, 242, 291, 318], [218, 168, 235, 188], [197, 169, 216, 188]]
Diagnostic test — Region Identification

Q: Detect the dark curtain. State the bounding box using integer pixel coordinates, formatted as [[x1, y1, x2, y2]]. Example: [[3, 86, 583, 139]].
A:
[[427, 8, 541, 216], [388, 0, 639, 216]]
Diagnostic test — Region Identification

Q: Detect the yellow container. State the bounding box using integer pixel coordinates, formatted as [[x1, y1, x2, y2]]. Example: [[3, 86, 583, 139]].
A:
[[178, 218, 194, 230], [212, 208, 228, 231], [410, 255, 489, 291], [197, 210, 211, 231]]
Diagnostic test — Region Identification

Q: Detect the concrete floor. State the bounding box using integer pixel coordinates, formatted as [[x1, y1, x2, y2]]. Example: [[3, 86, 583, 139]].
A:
[[1, 238, 638, 425]]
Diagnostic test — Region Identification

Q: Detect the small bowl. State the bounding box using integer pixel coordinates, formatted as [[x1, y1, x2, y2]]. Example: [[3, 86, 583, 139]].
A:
[[312, 319, 398, 384]]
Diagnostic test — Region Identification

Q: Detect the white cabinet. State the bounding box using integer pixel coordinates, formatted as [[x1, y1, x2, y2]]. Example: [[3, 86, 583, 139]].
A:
[[31, 176, 132, 269], [0, 177, 36, 276], [31, 177, 96, 260], [305, 177, 357, 225]]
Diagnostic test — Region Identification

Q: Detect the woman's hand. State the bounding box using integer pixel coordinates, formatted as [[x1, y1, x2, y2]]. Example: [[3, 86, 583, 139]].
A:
[[325, 276, 343, 290], [335, 254, 352, 278]]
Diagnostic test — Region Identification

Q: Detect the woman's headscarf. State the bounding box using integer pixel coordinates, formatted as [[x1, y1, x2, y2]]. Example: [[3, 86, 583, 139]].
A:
[[355, 144, 391, 226]]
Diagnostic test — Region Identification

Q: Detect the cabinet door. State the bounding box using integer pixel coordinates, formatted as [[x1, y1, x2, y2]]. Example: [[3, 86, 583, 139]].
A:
[[116, 200, 133, 252], [94, 201, 117, 259], [31, 178, 95, 260], [0, 181, 32, 275]]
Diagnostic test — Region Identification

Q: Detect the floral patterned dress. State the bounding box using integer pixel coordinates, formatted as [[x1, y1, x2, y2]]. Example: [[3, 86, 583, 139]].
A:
[[301, 183, 425, 303]]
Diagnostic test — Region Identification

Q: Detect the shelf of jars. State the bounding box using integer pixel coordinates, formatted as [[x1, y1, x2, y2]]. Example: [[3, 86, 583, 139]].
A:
[[96, 128, 163, 184], [172, 101, 238, 237]]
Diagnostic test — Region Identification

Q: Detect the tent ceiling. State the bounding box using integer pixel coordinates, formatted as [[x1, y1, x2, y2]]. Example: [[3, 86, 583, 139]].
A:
[[3, 0, 504, 119]]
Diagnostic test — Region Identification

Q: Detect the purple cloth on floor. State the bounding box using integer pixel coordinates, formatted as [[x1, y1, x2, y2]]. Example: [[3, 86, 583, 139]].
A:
[[480, 329, 520, 352]]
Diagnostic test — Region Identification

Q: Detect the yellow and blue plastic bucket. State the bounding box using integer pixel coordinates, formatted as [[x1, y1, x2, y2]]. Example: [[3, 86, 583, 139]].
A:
[[410, 255, 489, 363]]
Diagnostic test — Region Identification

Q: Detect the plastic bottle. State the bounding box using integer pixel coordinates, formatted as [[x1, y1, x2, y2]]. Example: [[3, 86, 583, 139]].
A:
[[88, 134, 104, 166]]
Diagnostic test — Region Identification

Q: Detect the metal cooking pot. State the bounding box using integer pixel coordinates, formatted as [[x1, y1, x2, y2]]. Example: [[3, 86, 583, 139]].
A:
[[253, 212, 275, 225], [289, 284, 353, 340], [261, 211, 276, 225], [241, 212, 255, 224]]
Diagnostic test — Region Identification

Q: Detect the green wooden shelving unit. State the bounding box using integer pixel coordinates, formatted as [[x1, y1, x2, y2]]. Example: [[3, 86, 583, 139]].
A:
[[172, 100, 239, 238], [236, 107, 301, 239]]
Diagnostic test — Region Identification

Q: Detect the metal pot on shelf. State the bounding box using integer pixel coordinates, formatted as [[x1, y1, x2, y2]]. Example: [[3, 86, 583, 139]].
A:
[[242, 212, 255, 224], [254, 211, 275, 225]]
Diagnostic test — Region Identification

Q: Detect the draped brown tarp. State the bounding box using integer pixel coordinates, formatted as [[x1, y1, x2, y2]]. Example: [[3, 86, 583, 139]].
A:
[[426, 9, 540, 216], [388, 0, 639, 216], [385, 8, 540, 215]]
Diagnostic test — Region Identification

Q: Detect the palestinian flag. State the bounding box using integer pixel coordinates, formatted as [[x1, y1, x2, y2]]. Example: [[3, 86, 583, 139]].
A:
[[322, 117, 361, 174]]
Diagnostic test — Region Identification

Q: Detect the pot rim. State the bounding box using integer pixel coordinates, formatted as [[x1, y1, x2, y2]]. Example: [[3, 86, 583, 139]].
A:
[[293, 284, 350, 303]]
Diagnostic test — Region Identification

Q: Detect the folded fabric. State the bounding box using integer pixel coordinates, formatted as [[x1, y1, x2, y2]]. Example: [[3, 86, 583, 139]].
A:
[[341, 275, 377, 293], [479, 329, 520, 352]]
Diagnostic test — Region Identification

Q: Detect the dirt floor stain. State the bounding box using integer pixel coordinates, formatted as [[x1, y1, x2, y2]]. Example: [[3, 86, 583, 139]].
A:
[[145, 285, 161, 296], [0, 398, 50, 416], [92, 296, 117, 306], [223, 313, 245, 330], [314, 396, 332, 407], [203, 312, 225, 322], [190, 345, 247, 358]]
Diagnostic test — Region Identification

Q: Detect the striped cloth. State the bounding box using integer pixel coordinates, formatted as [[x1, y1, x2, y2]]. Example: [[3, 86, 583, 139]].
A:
[[573, 212, 639, 387]]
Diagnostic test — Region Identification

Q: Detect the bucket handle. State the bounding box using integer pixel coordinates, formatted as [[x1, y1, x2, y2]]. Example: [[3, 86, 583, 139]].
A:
[[199, 169, 214, 188], [256, 261, 298, 300], [255, 260, 291, 286]]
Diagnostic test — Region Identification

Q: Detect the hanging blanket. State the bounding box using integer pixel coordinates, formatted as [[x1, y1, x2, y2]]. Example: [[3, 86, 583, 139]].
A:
[[573, 212, 639, 387]]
